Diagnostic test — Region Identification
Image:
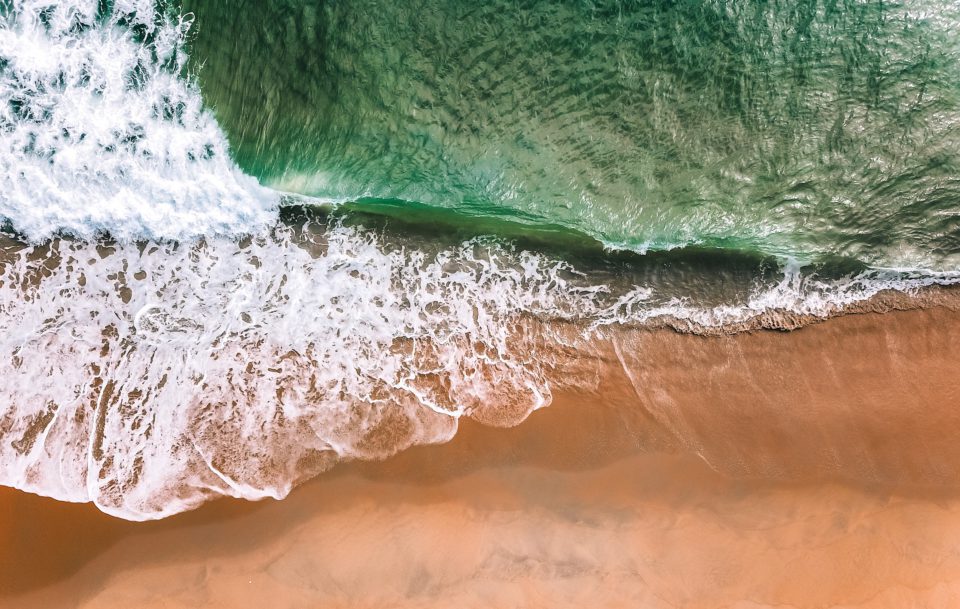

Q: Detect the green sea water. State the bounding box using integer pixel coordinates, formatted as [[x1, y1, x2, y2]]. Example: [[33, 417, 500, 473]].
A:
[[184, 0, 960, 270]]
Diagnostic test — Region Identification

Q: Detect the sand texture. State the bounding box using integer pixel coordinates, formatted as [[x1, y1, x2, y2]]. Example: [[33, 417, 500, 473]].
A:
[[3, 306, 960, 608]]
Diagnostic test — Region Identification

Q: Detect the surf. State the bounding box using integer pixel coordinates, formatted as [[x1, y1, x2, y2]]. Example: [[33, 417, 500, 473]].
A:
[[2, 0, 960, 520], [0, 0, 276, 242]]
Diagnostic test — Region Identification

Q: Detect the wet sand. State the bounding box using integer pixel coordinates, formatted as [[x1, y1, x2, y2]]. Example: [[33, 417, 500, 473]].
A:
[[3, 305, 960, 608]]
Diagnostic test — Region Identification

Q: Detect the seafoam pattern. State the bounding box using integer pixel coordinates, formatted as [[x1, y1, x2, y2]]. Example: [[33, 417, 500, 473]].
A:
[[0, 227, 577, 518], [2, 226, 959, 519], [0, 0, 277, 241]]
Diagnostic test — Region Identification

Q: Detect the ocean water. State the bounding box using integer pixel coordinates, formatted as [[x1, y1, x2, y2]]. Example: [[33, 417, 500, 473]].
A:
[[186, 0, 960, 269], [1, 0, 959, 519]]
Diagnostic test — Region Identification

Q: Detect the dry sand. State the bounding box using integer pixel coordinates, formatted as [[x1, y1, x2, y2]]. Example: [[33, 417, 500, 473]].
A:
[[3, 306, 960, 608]]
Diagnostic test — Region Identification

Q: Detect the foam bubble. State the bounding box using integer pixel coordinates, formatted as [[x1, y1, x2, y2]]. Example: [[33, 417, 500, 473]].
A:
[[0, 0, 278, 242]]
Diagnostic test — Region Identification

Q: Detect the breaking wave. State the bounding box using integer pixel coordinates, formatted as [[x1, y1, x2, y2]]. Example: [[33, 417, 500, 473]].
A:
[[1, 1, 959, 519]]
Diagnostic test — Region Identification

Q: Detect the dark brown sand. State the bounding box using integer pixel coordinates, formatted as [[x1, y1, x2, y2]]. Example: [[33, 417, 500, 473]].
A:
[[3, 306, 960, 608]]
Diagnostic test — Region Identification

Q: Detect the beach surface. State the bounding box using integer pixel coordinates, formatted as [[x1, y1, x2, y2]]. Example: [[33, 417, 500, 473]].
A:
[[3, 305, 960, 609]]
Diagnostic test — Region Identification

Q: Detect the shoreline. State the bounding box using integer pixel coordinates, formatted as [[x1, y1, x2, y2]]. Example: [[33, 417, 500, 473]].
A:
[[3, 304, 960, 607]]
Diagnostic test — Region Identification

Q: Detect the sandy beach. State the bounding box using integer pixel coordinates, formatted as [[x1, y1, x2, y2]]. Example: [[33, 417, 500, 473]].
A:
[[3, 304, 960, 609]]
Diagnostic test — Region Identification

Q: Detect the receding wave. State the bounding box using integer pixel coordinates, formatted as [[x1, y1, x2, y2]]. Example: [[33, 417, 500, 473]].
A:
[[1, 221, 957, 520]]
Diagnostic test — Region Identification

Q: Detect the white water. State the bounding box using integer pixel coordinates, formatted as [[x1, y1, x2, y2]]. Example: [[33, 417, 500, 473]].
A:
[[0, 0, 277, 241], [2, 226, 957, 520], [0, 228, 575, 518]]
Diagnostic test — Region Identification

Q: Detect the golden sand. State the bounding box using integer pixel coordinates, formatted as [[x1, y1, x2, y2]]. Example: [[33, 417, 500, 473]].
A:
[[3, 306, 960, 608]]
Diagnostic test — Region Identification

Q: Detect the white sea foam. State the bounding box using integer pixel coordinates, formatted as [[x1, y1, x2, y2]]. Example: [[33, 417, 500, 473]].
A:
[[0, 227, 580, 518], [593, 260, 960, 330], [0, 0, 277, 241], [1, 224, 957, 520]]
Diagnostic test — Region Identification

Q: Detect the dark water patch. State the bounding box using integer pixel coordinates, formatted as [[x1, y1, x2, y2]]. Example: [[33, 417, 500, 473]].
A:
[[279, 200, 851, 312]]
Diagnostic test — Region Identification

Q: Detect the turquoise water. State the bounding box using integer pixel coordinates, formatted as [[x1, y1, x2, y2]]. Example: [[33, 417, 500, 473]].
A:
[[186, 0, 960, 269]]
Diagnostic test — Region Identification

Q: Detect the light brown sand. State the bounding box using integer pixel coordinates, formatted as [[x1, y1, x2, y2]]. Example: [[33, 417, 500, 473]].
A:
[[3, 306, 960, 608]]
